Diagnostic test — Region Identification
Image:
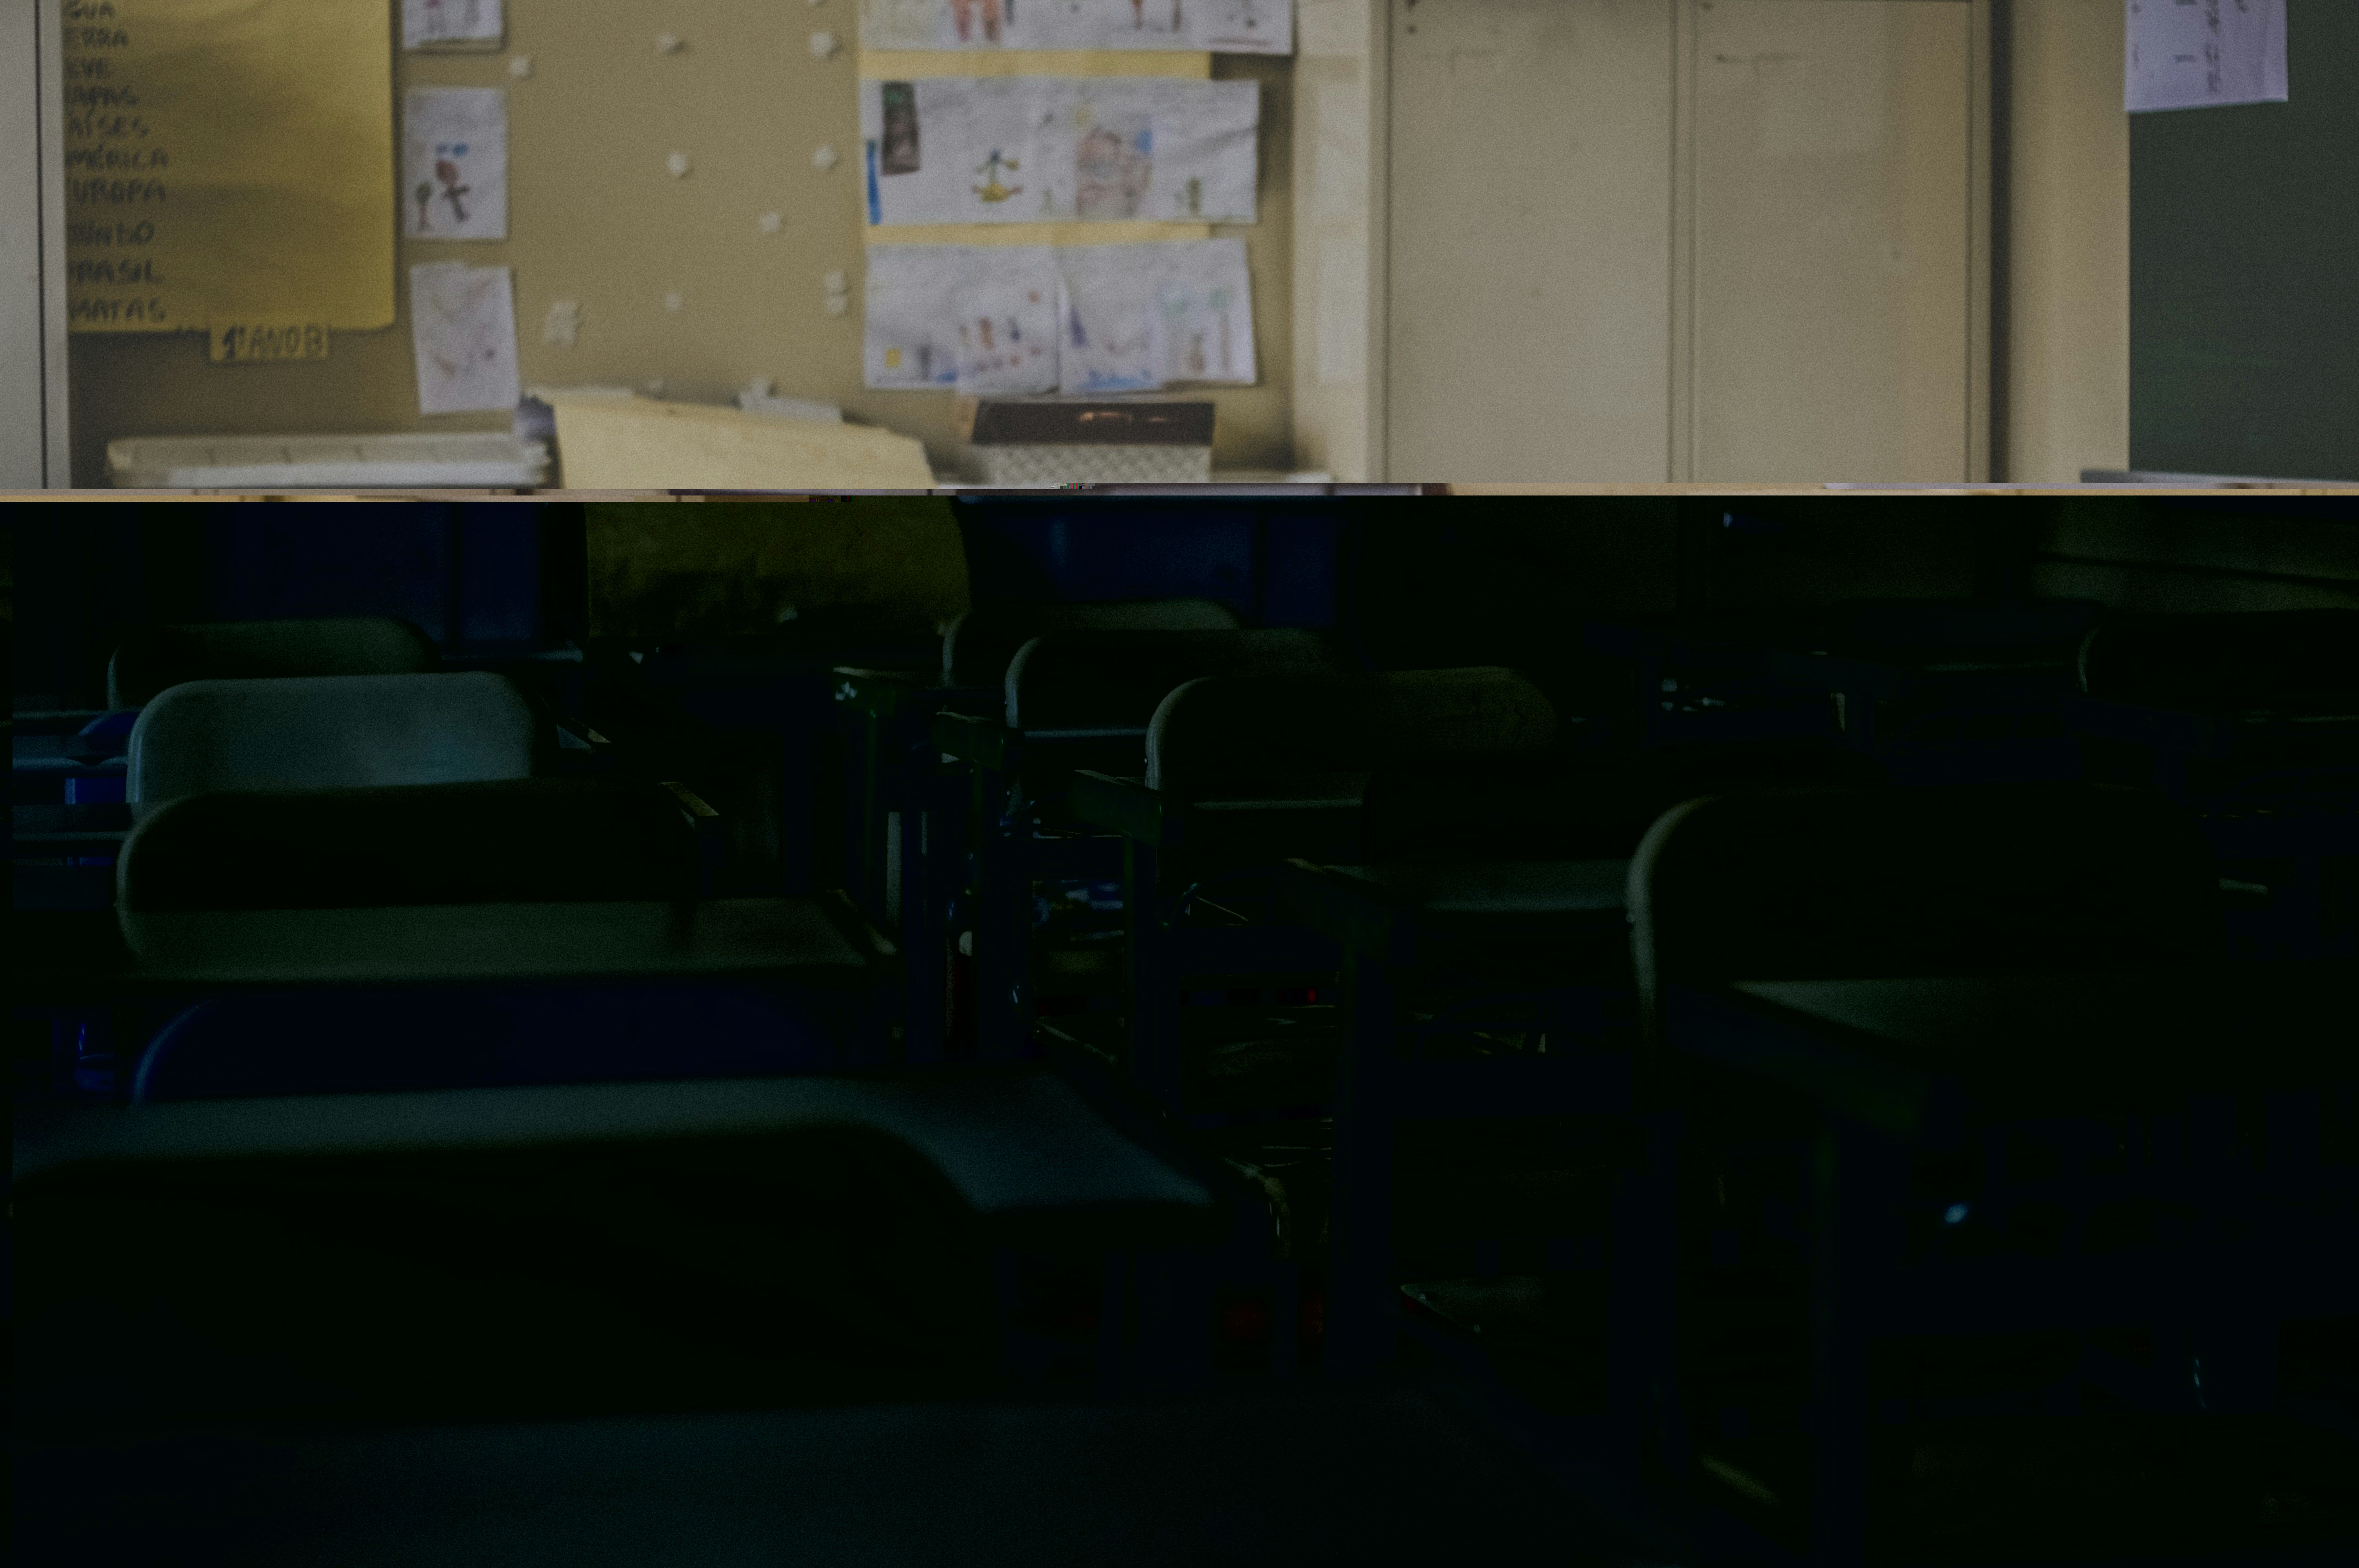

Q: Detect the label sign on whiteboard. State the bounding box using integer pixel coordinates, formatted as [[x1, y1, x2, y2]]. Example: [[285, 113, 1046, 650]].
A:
[[210, 323, 330, 363], [2127, 0, 2289, 113]]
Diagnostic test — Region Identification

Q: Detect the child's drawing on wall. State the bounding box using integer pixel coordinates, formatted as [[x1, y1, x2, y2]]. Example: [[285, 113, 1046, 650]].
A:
[[880, 82, 921, 174], [1074, 116, 1151, 219], [953, 282, 1056, 392], [434, 153, 472, 224], [403, 88, 507, 239], [951, 0, 1003, 43], [972, 149, 1023, 204]]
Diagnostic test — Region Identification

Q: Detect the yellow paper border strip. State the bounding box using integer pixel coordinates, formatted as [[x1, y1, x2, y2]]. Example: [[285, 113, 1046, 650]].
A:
[[858, 50, 1212, 80], [866, 221, 1215, 247]]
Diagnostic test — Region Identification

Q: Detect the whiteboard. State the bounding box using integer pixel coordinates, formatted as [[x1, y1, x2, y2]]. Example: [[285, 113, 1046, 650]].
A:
[[62, 0, 395, 351]]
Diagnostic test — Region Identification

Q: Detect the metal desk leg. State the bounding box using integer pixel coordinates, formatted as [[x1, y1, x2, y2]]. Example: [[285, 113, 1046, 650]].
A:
[[1134, 1243, 1215, 1392], [904, 758, 954, 1065], [1125, 841, 1185, 1116], [975, 763, 1030, 1060], [1097, 1247, 1131, 1397], [1808, 1116, 1902, 1568], [1325, 947, 1398, 1375], [1614, 1108, 1686, 1485]]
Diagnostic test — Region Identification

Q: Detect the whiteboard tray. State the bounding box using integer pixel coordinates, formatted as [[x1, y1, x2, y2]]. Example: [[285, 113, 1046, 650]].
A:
[[108, 433, 550, 490]]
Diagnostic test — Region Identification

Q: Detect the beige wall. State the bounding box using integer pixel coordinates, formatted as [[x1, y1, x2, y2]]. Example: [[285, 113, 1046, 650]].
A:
[[2004, 0, 2128, 482], [1288, 0, 1385, 482], [64, 3, 1296, 486]]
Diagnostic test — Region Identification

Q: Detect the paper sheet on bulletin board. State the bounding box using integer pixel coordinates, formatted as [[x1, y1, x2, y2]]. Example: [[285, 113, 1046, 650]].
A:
[[62, 0, 395, 345]]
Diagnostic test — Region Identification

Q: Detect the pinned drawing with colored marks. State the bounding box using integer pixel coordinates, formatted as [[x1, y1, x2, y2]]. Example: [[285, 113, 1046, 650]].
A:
[[973, 149, 1024, 205], [404, 0, 503, 51], [403, 88, 508, 240], [859, 77, 1256, 227]]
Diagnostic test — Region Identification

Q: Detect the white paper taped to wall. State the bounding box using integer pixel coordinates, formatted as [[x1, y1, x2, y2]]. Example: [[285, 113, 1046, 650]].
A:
[[859, 0, 1292, 55], [2126, 0, 2288, 113], [860, 77, 1259, 225], [864, 240, 1254, 394], [412, 262, 521, 414], [404, 89, 510, 241], [867, 245, 1061, 392], [404, 0, 503, 51], [1059, 240, 1255, 391]]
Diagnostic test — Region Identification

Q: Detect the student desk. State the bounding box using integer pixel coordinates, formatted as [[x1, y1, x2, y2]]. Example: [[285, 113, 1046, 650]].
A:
[[1580, 621, 1846, 750], [115, 897, 874, 989], [6, 898, 891, 1102], [590, 638, 937, 898], [832, 666, 997, 931], [16, 1067, 1225, 1422], [927, 711, 1152, 1062], [2067, 700, 2359, 960], [1069, 771, 1363, 1122], [1275, 859, 1672, 1465], [1662, 966, 2359, 1568]]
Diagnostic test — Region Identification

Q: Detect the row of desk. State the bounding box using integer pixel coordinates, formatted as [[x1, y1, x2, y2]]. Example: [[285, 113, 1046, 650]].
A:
[[824, 605, 2358, 1568], [11, 602, 2357, 1568]]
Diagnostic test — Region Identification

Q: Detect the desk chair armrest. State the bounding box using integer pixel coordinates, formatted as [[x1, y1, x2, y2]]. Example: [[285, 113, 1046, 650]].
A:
[[1069, 770, 1167, 845], [933, 710, 1011, 767], [658, 781, 725, 897]]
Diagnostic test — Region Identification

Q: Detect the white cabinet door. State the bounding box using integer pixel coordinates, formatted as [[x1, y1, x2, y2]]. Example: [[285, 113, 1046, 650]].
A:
[[1379, 0, 1983, 483], [1386, 0, 1676, 482], [1687, 0, 1982, 481]]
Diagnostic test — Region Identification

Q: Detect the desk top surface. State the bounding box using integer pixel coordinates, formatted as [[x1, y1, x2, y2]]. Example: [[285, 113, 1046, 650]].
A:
[[16, 1067, 1212, 1219], [118, 898, 869, 987], [1715, 967, 2358, 1091], [1302, 859, 1631, 918]]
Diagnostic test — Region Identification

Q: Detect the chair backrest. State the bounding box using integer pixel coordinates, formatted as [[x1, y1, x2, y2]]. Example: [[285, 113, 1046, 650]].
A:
[[1005, 627, 1342, 731], [1145, 665, 1557, 799], [117, 777, 702, 913], [940, 599, 1241, 688], [2078, 609, 2359, 717], [131, 982, 838, 1103], [108, 617, 440, 708], [1628, 781, 2222, 1039], [1361, 740, 1890, 865], [125, 671, 539, 808]]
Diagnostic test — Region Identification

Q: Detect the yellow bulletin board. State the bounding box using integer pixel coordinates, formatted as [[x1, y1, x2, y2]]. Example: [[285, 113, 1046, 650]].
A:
[[63, 1, 1294, 488], [62, 0, 395, 350]]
